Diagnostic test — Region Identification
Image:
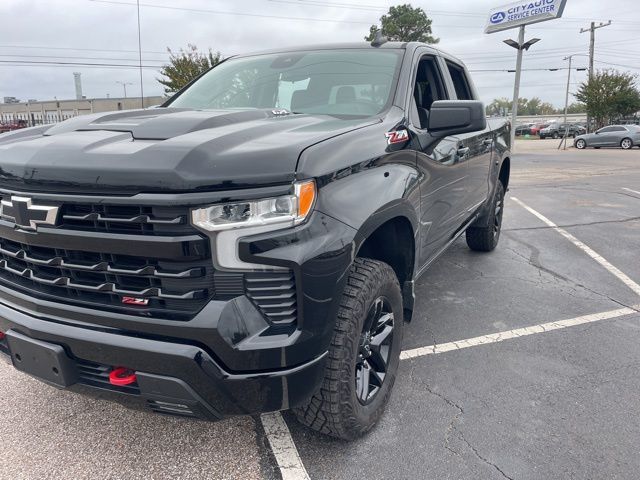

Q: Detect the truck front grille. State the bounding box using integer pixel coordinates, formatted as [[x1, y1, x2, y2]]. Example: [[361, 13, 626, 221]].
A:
[[58, 203, 192, 236], [0, 193, 299, 325], [0, 233, 213, 320]]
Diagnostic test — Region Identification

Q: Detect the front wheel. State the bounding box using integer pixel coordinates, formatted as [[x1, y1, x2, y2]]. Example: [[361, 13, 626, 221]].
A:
[[466, 181, 505, 252], [552, 132, 560, 139], [293, 258, 404, 440], [575, 139, 586, 149], [621, 138, 633, 150]]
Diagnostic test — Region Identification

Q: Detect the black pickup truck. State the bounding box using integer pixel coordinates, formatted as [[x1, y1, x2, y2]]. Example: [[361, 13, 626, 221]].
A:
[[0, 41, 510, 440]]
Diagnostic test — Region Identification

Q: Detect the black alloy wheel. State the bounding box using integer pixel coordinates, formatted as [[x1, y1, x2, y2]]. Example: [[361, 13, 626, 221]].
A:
[[355, 296, 394, 404], [492, 184, 505, 239], [466, 181, 506, 252]]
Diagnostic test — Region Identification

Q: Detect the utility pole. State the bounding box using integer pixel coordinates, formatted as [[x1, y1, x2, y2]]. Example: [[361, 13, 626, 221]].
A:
[[136, 0, 144, 109], [558, 56, 588, 150], [116, 81, 133, 98], [580, 20, 611, 131], [559, 56, 572, 151]]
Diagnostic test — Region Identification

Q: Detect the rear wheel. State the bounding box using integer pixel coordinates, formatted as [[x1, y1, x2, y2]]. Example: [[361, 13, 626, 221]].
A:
[[621, 138, 633, 150], [575, 139, 586, 149], [293, 258, 403, 440], [466, 181, 505, 252]]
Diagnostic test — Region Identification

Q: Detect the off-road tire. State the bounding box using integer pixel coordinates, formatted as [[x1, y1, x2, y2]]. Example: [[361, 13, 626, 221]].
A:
[[293, 258, 403, 440], [465, 181, 505, 252]]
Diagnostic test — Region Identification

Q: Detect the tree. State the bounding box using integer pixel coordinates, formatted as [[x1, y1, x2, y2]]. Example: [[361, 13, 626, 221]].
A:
[[575, 69, 640, 128], [486, 97, 585, 116], [158, 44, 223, 95], [365, 4, 439, 44], [566, 102, 586, 114], [486, 97, 511, 116]]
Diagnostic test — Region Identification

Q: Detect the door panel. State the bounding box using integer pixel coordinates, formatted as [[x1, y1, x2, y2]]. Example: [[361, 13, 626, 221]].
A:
[[411, 133, 468, 267], [406, 50, 472, 268], [456, 127, 493, 211]]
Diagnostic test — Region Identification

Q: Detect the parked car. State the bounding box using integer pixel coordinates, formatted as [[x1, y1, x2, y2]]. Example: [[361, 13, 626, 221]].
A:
[[539, 123, 584, 139], [574, 124, 640, 150], [0, 119, 28, 134], [561, 123, 586, 137], [515, 123, 533, 136], [529, 123, 549, 136], [0, 41, 510, 440]]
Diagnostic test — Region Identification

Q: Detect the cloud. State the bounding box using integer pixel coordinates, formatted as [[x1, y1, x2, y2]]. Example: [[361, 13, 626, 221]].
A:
[[1, 0, 638, 107]]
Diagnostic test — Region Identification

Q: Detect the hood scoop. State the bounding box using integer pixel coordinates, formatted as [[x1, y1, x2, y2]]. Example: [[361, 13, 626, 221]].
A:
[[44, 108, 289, 140]]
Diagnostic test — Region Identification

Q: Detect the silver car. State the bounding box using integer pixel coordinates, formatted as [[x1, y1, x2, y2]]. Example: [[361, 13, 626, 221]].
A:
[[574, 125, 640, 150]]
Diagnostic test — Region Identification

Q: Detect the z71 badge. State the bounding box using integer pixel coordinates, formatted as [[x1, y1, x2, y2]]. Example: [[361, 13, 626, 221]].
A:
[[385, 129, 410, 145]]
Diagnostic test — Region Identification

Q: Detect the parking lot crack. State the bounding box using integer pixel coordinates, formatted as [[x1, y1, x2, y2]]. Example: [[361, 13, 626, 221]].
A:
[[407, 365, 466, 457], [504, 215, 640, 233], [505, 235, 640, 313], [456, 429, 515, 480], [413, 370, 515, 480]]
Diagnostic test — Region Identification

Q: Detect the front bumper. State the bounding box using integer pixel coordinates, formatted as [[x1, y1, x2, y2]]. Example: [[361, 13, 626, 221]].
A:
[[0, 207, 358, 418], [0, 299, 328, 418]]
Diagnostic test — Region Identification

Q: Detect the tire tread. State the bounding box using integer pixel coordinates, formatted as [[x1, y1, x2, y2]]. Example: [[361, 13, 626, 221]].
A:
[[293, 258, 401, 440]]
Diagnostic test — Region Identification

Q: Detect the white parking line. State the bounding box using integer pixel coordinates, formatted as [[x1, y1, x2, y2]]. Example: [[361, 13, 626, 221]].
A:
[[260, 412, 310, 480], [400, 307, 636, 359], [622, 187, 640, 196], [511, 197, 640, 297]]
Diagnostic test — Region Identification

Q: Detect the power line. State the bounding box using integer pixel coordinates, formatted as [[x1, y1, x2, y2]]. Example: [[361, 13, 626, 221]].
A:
[[268, 0, 640, 26], [88, 0, 373, 24], [593, 59, 640, 70], [0, 53, 167, 62], [0, 44, 168, 55], [0, 60, 163, 68]]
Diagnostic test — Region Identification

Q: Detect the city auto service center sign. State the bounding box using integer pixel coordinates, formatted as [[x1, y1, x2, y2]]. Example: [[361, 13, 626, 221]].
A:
[[485, 0, 567, 33]]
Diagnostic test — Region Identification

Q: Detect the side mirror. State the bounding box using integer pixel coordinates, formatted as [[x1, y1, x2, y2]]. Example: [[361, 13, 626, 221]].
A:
[[428, 100, 486, 138]]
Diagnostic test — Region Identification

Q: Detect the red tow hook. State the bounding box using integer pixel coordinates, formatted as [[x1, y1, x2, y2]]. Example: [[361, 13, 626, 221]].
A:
[[109, 367, 137, 386], [0, 331, 5, 340]]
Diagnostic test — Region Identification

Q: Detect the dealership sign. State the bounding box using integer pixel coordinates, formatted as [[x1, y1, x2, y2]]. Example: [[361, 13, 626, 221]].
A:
[[485, 0, 567, 33]]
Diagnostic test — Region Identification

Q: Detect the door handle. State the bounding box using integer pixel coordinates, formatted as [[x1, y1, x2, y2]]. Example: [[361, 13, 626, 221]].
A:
[[482, 139, 493, 146], [457, 147, 470, 157]]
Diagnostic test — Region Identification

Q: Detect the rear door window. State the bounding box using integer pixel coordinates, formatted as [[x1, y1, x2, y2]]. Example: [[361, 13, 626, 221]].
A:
[[446, 62, 473, 100]]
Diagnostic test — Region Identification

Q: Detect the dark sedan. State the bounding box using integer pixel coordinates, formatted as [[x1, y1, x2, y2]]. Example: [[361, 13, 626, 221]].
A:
[[574, 125, 640, 150]]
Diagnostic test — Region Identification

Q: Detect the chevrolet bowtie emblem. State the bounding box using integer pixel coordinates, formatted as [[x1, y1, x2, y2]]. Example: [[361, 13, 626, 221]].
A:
[[0, 196, 59, 231]]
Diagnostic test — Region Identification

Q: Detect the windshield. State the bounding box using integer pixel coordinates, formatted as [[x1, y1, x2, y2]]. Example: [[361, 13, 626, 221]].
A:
[[168, 49, 403, 117]]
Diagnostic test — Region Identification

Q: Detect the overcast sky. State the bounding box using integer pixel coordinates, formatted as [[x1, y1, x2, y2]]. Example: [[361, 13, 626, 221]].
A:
[[1, 0, 639, 108]]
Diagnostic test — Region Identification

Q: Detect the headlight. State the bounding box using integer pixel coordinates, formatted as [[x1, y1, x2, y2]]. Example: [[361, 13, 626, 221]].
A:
[[192, 179, 316, 232]]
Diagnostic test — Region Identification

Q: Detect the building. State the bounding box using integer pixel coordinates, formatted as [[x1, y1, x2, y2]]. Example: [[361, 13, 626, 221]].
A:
[[0, 96, 165, 126]]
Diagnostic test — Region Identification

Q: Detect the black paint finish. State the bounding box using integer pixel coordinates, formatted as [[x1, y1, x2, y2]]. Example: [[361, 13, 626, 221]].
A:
[[0, 42, 509, 417]]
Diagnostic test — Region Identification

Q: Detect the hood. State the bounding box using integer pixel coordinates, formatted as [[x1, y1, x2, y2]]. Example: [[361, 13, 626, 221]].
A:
[[0, 108, 378, 194]]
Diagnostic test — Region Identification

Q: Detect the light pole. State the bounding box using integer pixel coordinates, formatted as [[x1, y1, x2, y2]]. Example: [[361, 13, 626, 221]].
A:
[[116, 81, 134, 98], [503, 26, 540, 150]]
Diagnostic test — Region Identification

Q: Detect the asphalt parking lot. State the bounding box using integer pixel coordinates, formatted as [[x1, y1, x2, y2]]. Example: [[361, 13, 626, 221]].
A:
[[2, 140, 639, 480]]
